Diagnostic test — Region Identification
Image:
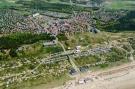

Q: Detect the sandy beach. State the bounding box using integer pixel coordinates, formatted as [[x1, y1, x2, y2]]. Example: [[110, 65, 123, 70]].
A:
[[53, 62, 135, 89]]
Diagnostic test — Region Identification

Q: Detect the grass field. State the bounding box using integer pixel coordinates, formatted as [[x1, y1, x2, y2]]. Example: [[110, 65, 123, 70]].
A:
[[105, 0, 135, 10], [0, 0, 67, 8], [0, 0, 19, 8]]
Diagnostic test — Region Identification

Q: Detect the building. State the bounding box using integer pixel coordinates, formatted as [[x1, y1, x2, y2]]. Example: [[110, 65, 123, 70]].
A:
[[43, 40, 57, 46]]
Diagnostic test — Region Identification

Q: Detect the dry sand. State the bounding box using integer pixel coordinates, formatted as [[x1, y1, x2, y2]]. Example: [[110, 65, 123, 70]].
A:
[[53, 62, 135, 89]]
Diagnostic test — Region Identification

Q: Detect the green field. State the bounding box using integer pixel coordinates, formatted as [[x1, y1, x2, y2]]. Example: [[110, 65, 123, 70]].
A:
[[105, 0, 135, 10], [0, 0, 69, 8], [0, 0, 18, 8]]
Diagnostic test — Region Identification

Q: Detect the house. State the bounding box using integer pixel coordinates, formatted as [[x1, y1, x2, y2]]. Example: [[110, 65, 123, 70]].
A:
[[69, 68, 78, 75], [43, 40, 57, 46], [74, 46, 82, 53], [90, 27, 100, 34], [76, 45, 82, 50], [32, 13, 40, 17]]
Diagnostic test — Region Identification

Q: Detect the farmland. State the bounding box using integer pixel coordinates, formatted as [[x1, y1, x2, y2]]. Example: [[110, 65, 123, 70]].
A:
[[105, 0, 135, 10]]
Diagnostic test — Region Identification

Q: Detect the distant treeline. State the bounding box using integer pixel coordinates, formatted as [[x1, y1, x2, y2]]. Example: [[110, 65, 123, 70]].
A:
[[15, 0, 93, 13], [106, 10, 135, 32]]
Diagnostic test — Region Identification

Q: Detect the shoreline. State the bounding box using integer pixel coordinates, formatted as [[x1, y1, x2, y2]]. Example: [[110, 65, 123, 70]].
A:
[[52, 61, 135, 89]]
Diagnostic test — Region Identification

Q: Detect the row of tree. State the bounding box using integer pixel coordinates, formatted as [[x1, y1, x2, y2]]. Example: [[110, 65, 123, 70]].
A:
[[0, 32, 55, 49]]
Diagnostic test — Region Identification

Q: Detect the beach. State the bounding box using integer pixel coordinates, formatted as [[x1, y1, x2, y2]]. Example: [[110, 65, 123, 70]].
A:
[[53, 62, 135, 89]]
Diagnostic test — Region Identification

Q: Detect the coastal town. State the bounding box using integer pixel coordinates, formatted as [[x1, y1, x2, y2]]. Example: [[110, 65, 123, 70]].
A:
[[0, 0, 135, 89]]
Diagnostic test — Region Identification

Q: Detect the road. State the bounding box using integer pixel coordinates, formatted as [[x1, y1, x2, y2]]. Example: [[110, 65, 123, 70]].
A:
[[57, 40, 80, 72]]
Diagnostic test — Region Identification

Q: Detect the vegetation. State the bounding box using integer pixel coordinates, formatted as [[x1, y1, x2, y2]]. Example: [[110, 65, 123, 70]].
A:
[[105, 48, 127, 62], [16, 0, 92, 13], [128, 37, 135, 50], [0, 0, 19, 9], [75, 47, 128, 68], [75, 55, 101, 66], [62, 32, 110, 49], [0, 0, 135, 89], [105, 0, 135, 10], [1, 60, 71, 89], [0, 32, 55, 49], [0, 32, 56, 58], [105, 11, 135, 32]]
